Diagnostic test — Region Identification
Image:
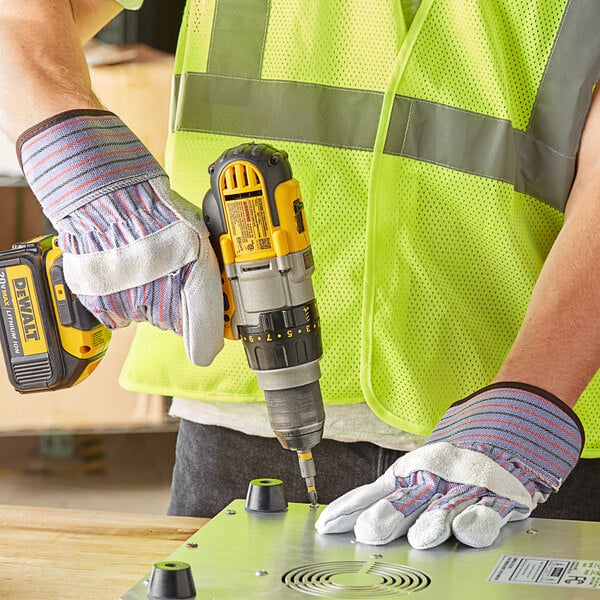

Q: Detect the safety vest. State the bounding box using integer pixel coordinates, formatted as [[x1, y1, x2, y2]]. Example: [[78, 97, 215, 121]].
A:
[[119, 0, 600, 458]]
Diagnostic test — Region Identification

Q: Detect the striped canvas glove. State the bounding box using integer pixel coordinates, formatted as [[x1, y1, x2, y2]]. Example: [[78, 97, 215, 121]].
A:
[[17, 110, 223, 366], [316, 383, 584, 549]]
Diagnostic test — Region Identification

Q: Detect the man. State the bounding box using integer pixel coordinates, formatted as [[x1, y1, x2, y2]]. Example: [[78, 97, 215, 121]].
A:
[[2, 0, 598, 549]]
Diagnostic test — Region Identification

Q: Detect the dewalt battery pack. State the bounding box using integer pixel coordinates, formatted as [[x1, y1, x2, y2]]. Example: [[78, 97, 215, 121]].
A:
[[0, 235, 111, 392]]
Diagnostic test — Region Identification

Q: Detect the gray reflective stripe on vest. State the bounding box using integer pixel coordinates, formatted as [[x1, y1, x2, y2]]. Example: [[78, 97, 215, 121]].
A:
[[383, 97, 577, 211], [172, 74, 382, 151], [172, 0, 600, 211], [207, 0, 269, 79]]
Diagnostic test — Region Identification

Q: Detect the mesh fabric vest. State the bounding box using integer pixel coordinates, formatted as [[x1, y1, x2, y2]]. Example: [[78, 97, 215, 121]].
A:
[[119, 0, 600, 458]]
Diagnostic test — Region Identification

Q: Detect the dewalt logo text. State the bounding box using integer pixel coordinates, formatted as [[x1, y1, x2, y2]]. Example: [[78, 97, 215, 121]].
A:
[[13, 277, 40, 341], [8, 265, 47, 356]]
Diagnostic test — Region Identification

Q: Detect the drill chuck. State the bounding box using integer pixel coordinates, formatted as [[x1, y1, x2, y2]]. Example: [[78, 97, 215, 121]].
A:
[[245, 301, 324, 506], [263, 380, 324, 450], [242, 299, 324, 452]]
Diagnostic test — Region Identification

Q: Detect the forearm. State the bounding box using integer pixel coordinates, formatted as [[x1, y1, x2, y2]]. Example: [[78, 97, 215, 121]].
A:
[[494, 86, 600, 407], [0, 0, 121, 141]]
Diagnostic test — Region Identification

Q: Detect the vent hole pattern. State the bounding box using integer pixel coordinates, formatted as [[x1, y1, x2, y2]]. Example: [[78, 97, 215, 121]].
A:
[[282, 561, 431, 596]]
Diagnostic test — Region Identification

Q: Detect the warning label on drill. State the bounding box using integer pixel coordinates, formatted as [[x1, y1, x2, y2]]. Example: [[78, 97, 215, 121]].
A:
[[227, 196, 272, 256], [489, 556, 600, 589]]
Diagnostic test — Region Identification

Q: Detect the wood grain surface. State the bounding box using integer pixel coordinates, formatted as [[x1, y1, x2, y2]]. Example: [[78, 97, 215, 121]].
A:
[[0, 504, 208, 599]]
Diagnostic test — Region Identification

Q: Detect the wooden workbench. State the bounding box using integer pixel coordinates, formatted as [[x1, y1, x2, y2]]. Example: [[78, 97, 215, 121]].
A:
[[0, 504, 208, 599]]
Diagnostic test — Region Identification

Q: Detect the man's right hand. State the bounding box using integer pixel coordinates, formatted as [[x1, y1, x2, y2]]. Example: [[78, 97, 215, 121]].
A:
[[18, 109, 224, 366]]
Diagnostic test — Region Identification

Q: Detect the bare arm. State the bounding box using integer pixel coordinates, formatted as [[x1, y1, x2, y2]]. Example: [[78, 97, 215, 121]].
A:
[[494, 84, 600, 407], [0, 0, 122, 141]]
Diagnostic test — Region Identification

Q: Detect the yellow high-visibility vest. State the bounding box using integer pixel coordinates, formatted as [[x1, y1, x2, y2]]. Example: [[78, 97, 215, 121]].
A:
[[120, 0, 600, 457]]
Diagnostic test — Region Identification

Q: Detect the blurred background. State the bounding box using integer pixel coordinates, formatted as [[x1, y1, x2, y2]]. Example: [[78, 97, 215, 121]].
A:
[[0, 1, 187, 515]]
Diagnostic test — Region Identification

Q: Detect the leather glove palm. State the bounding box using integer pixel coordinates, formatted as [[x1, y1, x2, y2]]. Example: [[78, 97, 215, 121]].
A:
[[18, 110, 223, 366], [316, 383, 584, 549]]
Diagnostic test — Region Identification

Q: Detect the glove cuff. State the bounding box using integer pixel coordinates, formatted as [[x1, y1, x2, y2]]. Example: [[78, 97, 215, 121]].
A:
[[455, 382, 585, 440], [426, 382, 584, 490], [17, 110, 165, 223]]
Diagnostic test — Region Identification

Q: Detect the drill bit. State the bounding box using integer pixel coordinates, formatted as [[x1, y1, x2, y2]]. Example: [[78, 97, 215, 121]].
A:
[[296, 449, 318, 507]]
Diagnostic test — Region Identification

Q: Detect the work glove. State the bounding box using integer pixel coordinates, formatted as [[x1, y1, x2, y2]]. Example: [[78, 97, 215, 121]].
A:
[[17, 109, 223, 366], [316, 383, 584, 549]]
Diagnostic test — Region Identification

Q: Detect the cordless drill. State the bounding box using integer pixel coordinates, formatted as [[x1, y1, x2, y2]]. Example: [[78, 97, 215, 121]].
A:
[[202, 143, 325, 506], [0, 143, 325, 505]]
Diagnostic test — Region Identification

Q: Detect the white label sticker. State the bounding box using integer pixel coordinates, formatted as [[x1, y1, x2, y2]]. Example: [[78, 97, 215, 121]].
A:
[[489, 556, 600, 589]]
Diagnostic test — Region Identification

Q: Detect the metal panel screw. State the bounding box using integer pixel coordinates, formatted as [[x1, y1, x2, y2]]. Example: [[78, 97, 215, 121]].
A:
[[255, 569, 268, 577], [370, 553, 383, 559], [526, 528, 538, 534], [225, 509, 237, 515], [186, 542, 198, 549]]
